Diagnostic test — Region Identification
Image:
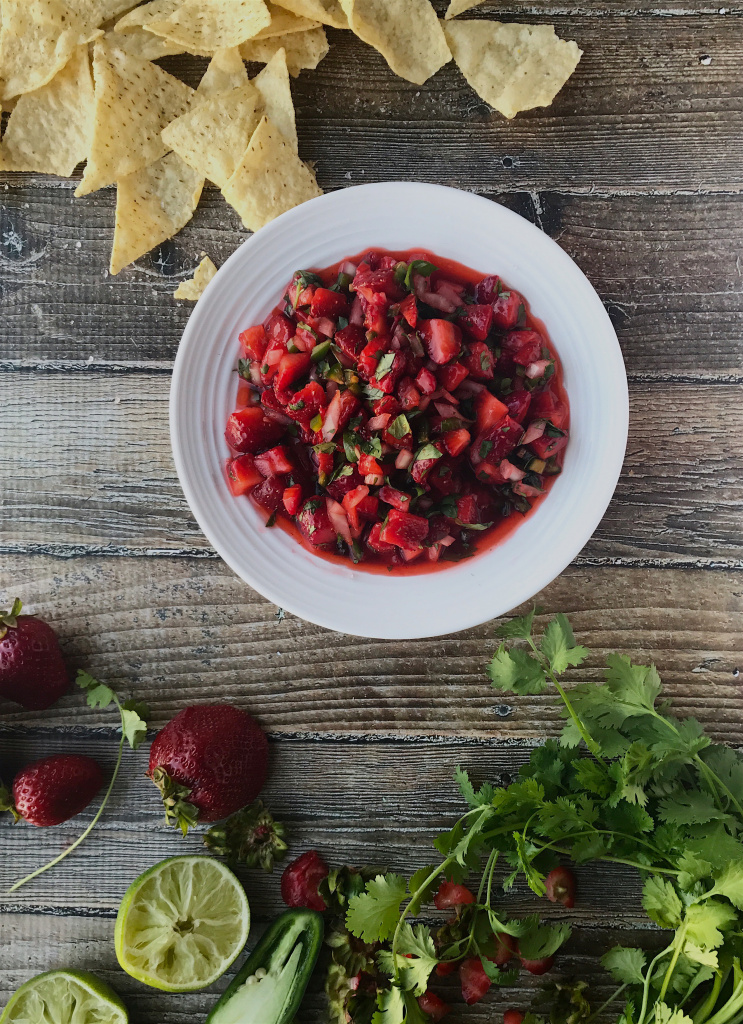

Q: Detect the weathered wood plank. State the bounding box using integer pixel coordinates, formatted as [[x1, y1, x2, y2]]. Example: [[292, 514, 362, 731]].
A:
[[0, 557, 739, 739], [0, 912, 658, 1024], [1, 371, 741, 560], [2, 189, 742, 377]]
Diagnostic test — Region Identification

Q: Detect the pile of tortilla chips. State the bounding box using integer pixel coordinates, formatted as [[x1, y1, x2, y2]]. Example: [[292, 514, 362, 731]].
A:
[[0, 0, 581, 279]]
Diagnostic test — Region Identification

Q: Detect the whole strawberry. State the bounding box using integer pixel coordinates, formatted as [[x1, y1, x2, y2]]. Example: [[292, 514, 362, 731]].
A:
[[0, 599, 69, 710], [147, 704, 269, 834], [1, 754, 104, 826]]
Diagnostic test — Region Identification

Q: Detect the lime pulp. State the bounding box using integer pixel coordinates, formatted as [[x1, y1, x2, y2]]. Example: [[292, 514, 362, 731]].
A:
[[0, 969, 128, 1024]]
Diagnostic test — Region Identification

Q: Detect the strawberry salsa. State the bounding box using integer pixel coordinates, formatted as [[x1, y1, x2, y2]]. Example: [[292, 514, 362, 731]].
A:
[[224, 249, 569, 571]]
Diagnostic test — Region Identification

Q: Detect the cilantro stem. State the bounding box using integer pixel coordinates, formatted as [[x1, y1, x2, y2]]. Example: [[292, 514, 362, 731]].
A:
[[637, 947, 674, 1024], [391, 857, 455, 982], [693, 970, 724, 1024], [6, 730, 124, 894], [658, 925, 685, 1002], [587, 982, 628, 1023]]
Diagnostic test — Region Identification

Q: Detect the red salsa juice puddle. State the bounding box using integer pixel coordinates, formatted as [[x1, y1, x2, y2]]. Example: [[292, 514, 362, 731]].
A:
[[228, 247, 569, 576]]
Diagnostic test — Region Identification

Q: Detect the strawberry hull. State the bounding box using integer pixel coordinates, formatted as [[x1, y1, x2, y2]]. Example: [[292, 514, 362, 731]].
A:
[[224, 249, 569, 572]]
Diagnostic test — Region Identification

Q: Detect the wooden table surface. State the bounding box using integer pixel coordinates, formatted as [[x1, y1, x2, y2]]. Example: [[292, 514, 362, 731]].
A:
[[1, 2, 742, 1020]]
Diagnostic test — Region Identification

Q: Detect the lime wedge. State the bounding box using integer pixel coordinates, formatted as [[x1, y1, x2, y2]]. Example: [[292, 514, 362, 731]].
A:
[[0, 969, 128, 1024], [115, 855, 250, 992]]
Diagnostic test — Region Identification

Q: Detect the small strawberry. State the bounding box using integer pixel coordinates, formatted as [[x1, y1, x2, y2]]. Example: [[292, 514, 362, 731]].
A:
[[147, 704, 269, 834], [281, 850, 329, 911], [1, 754, 104, 827], [0, 599, 69, 710]]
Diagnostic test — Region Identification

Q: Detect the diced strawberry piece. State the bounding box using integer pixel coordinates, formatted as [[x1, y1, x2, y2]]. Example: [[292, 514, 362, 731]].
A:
[[504, 383, 532, 423], [336, 390, 362, 435], [294, 324, 318, 350], [380, 509, 429, 550], [364, 300, 389, 336], [341, 485, 370, 533], [371, 352, 405, 395], [260, 336, 289, 383], [419, 319, 462, 365], [442, 428, 471, 458], [400, 293, 418, 327], [282, 484, 303, 516], [239, 324, 267, 361], [265, 311, 294, 346], [418, 991, 450, 1022], [428, 460, 460, 495], [296, 497, 336, 547], [462, 341, 494, 380], [434, 882, 476, 910], [353, 266, 404, 301], [226, 406, 285, 454], [530, 388, 569, 430], [356, 495, 379, 519], [504, 1012, 525, 1024], [255, 445, 294, 477], [438, 362, 469, 392], [545, 866, 576, 909], [397, 377, 421, 411], [315, 450, 334, 486], [503, 330, 543, 366], [378, 485, 413, 512], [458, 303, 493, 342], [455, 495, 478, 523], [335, 324, 366, 359], [459, 959, 491, 1006], [470, 415, 523, 468], [252, 476, 286, 512], [276, 351, 312, 391], [411, 443, 444, 485], [493, 932, 518, 967], [358, 452, 383, 477], [436, 962, 459, 978], [492, 288, 523, 330], [286, 381, 326, 424], [520, 955, 554, 976], [357, 337, 388, 379], [416, 367, 437, 395], [326, 467, 364, 501], [367, 521, 396, 555], [226, 455, 263, 496], [475, 390, 509, 435], [473, 275, 501, 304], [475, 462, 507, 485], [311, 287, 349, 319], [373, 395, 401, 417], [530, 429, 568, 460]]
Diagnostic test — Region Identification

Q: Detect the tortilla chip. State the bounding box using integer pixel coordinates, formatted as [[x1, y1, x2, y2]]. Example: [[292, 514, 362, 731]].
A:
[[173, 255, 218, 299], [239, 26, 328, 76], [195, 46, 249, 100], [270, 0, 347, 29], [338, 0, 450, 85], [97, 0, 141, 18], [0, 0, 101, 99], [253, 48, 297, 153], [103, 27, 184, 60], [162, 82, 263, 188], [76, 40, 193, 196], [110, 151, 203, 274], [222, 115, 322, 231], [253, 3, 320, 38], [443, 20, 581, 119], [0, 45, 94, 176], [147, 0, 271, 52], [115, 0, 181, 32], [445, 0, 485, 17]]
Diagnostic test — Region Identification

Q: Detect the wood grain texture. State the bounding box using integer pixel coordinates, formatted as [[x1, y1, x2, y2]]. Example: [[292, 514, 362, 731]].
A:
[[2, 189, 743, 377], [1, 371, 741, 560], [0, 556, 740, 739]]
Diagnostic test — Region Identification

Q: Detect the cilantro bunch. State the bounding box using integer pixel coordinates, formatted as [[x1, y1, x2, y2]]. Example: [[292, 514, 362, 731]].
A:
[[343, 612, 743, 1024]]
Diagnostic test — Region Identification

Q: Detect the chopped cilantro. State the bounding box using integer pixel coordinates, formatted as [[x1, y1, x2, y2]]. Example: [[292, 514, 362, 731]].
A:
[[375, 352, 396, 380], [288, 399, 305, 411], [404, 259, 438, 291], [237, 358, 252, 380], [387, 414, 411, 439], [415, 443, 442, 462], [516, 302, 527, 329], [479, 439, 494, 459]]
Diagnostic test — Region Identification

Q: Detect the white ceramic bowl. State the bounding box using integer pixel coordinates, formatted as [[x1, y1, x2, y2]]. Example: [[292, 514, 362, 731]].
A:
[[170, 182, 627, 639]]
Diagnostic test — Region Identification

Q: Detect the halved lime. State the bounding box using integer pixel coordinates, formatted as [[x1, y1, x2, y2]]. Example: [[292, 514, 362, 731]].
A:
[[0, 969, 128, 1024], [114, 855, 250, 992]]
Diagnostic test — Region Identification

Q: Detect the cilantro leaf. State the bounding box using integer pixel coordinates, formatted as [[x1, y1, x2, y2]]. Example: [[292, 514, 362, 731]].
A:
[[372, 984, 406, 1024], [497, 609, 536, 640], [407, 866, 439, 914], [676, 850, 714, 892], [455, 766, 495, 808], [540, 614, 588, 675], [683, 899, 736, 952], [490, 645, 548, 695], [389, 923, 438, 995], [708, 861, 743, 909], [517, 918, 572, 960], [601, 946, 646, 985], [347, 874, 408, 943], [76, 670, 115, 708], [654, 1003, 694, 1024], [658, 790, 730, 826], [120, 704, 149, 750], [642, 876, 683, 930], [605, 654, 662, 716]]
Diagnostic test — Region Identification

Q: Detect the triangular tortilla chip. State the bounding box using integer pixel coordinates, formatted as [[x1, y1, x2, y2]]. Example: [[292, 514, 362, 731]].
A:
[[76, 41, 193, 196], [445, 0, 486, 17], [0, 45, 94, 176], [338, 0, 450, 85], [82, 0, 137, 21], [253, 3, 320, 38], [222, 115, 322, 231], [103, 27, 185, 60], [239, 26, 328, 76], [0, 0, 101, 100], [110, 151, 203, 274], [195, 47, 249, 100], [174, 255, 218, 299], [147, 0, 271, 52], [253, 48, 297, 153], [115, 0, 181, 32], [270, 0, 347, 29], [443, 20, 581, 119], [162, 82, 263, 189]]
